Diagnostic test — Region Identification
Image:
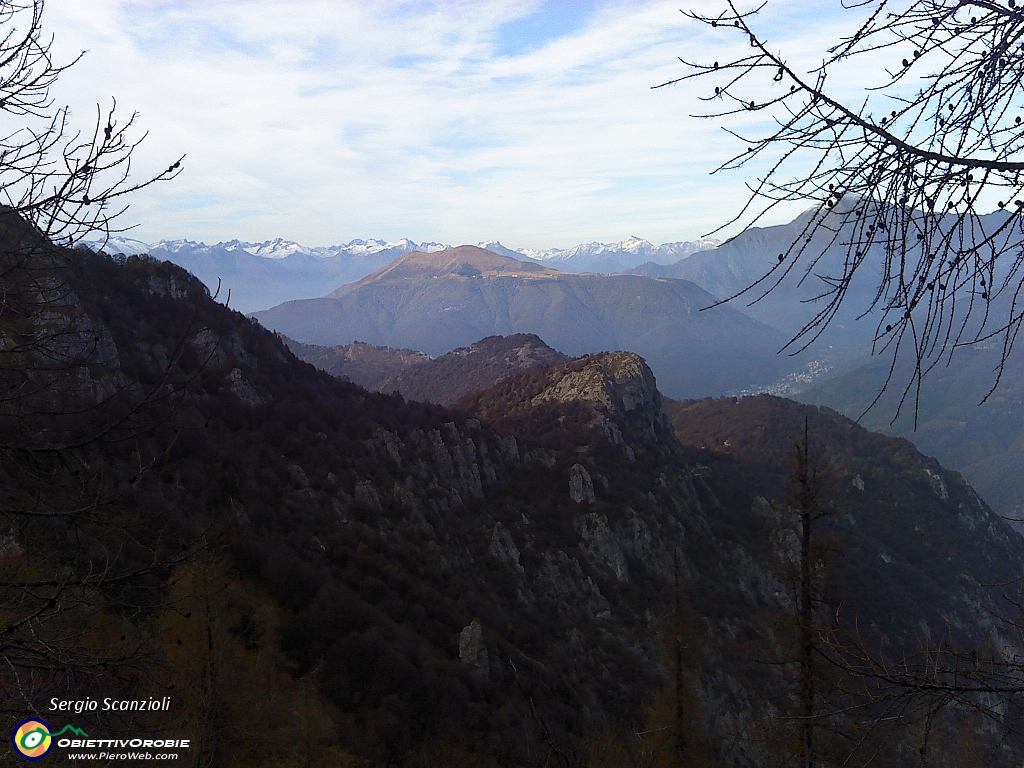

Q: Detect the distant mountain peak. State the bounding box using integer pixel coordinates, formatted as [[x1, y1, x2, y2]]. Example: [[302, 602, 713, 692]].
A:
[[86, 235, 453, 260], [241, 238, 311, 259], [80, 235, 151, 256], [154, 238, 207, 253], [519, 236, 717, 269], [475, 240, 527, 260], [412, 244, 548, 272], [87, 233, 719, 275], [329, 245, 561, 298], [85, 233, 722, 314]]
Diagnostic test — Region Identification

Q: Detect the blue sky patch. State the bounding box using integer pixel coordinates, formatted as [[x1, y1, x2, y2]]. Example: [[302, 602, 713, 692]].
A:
[[388, 54, 435, 69], [493, 1, 598, 57]]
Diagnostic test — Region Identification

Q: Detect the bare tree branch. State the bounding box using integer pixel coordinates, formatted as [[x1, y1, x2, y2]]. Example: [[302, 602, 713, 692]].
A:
[[664, 0, 1024, 423]]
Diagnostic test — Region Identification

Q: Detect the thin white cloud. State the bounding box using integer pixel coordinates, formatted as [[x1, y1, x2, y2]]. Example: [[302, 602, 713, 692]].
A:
[[43, 0, 857, 248]]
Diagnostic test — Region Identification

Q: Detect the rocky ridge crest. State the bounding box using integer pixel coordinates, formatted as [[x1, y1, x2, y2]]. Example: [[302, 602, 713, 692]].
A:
[[530, 351, 673, 442]]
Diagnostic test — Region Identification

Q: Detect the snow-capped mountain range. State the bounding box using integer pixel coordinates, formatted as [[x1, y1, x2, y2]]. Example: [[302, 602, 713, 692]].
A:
[[513, 235, 719, 268], [84, 236, 449, 260], [87, 235, 717, 268], [83, 234, 718, 312]]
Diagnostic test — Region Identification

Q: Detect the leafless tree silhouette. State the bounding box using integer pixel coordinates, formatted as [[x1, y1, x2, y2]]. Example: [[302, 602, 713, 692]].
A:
[[0, 0, 182, 247], [661, 0, 1024, 419], [0, 0, 190, 711]]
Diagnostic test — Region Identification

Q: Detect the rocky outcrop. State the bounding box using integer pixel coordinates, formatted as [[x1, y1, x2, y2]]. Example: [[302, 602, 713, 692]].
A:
[[458, 619, 488, 676], [227, 367, 270, 407], [489, 522, 523, 571], [536, 551, 611, 619], [532, 352, 673, 441], [924, 467, 949, 501], [190, 327, 256, 369], [569, 463, 596, 504], [578, 512, 628, 581], [357, 419, 517, 513]]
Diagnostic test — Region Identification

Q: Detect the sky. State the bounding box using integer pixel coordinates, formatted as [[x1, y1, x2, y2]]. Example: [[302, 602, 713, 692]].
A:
[[41, 0, 851, 249]]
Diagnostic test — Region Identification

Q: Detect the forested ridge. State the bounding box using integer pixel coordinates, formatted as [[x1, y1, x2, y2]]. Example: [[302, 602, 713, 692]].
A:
[[3, 240, 1024, 766]]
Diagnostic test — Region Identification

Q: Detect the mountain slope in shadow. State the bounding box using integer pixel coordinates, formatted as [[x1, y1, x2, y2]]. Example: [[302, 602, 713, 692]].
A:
[[285, 333, 570, 406], [800, 341, 1024, 520], [11, 240, 1023, 764]]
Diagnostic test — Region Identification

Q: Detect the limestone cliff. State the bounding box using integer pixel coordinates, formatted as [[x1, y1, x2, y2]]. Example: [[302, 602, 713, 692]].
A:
[[530, 351, 673, 441]]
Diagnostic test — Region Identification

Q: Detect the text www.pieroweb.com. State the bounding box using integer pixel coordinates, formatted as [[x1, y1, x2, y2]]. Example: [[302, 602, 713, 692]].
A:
[[58, 739, 187, 761], [65, 751, 179, 760]]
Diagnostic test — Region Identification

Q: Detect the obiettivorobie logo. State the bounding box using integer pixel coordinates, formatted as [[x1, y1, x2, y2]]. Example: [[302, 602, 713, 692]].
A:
[[11, 716, 190, 761], [11, 719, 88, 761]]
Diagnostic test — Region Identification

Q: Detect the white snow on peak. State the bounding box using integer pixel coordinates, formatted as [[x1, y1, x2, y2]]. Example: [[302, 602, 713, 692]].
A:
[[81, 236, 152, 256], [476, 241, 531, 260], [336, 239, 401, 257], [620, 235, 652, 253], [314, 238, 449, 257], [242, 238, 313, 259], [86, 234, 717, 271], [516, 236, 718, 267], [86, 237, 455, 261], [153, 239, 208, 253]]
